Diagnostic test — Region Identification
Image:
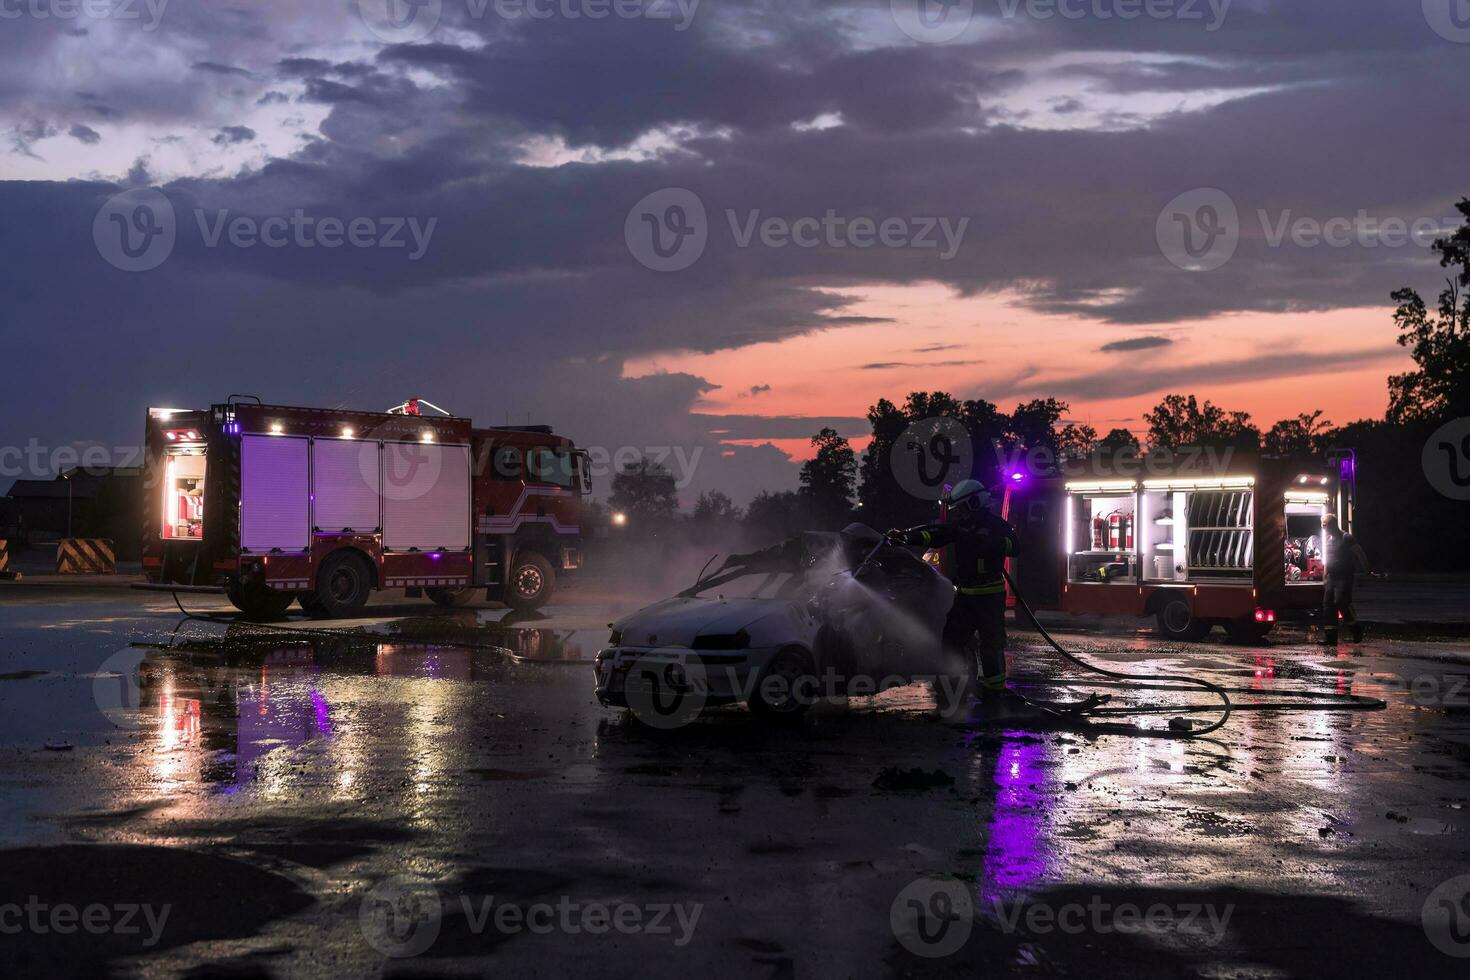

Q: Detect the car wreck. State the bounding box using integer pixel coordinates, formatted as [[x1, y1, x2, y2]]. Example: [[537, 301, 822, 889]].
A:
[[594, 524, 974, 718]]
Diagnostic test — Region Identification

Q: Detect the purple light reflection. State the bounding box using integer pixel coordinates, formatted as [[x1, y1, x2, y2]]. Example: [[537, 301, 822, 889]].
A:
[[979, 735, 1050, 905]]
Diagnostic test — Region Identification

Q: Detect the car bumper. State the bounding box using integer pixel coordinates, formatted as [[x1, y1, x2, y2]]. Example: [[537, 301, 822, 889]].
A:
[[594, 646, 773, 708]]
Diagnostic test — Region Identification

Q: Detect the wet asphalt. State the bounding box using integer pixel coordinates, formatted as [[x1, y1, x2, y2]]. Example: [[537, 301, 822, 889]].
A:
[[1, 584, 1468, 978]]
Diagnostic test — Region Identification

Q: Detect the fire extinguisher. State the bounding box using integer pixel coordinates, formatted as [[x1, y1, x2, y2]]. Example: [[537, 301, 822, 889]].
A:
[[1091, 513, 1106, 550], [1122, 512, 1134, 550], [1108, 512, 1123, 550]]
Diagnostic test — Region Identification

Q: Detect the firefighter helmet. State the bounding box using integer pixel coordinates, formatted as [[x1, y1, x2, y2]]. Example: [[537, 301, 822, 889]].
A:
[[946, 479, 990, 513]]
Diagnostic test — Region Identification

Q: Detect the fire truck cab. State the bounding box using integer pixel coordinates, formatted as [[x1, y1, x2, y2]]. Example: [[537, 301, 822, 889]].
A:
[[142, 398, 589, 618], [999, 451, 1357, 642]]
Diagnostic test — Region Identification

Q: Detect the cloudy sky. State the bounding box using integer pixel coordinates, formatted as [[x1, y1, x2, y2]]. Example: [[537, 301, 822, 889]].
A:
[[2, 0, 1466, 503]]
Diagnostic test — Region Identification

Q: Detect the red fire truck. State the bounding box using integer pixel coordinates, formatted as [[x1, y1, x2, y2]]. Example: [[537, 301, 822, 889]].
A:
[[994, 450, 1357, 642], [140, 398, 589, 618]]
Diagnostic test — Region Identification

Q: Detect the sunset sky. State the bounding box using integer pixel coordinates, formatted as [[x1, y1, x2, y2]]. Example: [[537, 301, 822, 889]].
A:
[[1, 1, 1463, 504]]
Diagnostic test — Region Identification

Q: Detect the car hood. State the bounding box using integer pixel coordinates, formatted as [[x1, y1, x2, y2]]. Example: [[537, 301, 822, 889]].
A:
[[612, 596, 798, 649]]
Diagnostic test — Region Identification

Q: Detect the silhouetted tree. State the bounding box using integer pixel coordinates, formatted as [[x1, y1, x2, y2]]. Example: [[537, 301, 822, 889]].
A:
[[1144, 394, 1261, 451], [1264, 411, 1333, 456], [1387, 197, 1470, 425], [798, 427, 856, 529], [609, 456, 678, 524], [692, 490, 742, 525], [744, 490, 811, 544], [1098, 427, 1140, 454]]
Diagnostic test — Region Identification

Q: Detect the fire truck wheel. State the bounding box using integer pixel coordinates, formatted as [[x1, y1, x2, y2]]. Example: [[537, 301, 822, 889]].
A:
[[313, 551, 373, 618], [1224, 616, 1274, 644], [1156, 598, 1210, 642], [427, 587, 478, 608], [297, 590, 327, 618], [227, 582, 293, 621], [505, 552, 555, 611]]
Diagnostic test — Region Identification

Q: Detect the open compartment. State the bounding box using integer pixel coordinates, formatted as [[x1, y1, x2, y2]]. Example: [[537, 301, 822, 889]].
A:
[[1142, 479, 1255, 583], [1064, 482, 1137, 583], [1285, 489, 1329, 584], [162, 447, 207, 540]]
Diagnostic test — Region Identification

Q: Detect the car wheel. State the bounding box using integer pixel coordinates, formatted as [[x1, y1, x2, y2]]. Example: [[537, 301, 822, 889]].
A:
[[427, 587, 479, 608], [312, 551, 373, 619], [1156, 598, 1210, 641], [227, 581, 293, 621], [749, 647, 817, 719], [505, 552, 555, 612], [1224, 616, 1274, 644]]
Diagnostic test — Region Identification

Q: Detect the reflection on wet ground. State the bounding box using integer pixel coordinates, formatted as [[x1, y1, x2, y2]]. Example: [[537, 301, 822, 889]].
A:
[[0, 597, 1468, 976]]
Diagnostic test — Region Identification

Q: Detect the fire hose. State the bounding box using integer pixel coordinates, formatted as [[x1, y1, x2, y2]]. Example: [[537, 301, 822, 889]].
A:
[[997, 567, 1387, 739]]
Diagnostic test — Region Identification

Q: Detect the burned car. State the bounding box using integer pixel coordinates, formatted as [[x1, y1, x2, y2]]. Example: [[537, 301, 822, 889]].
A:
[[594, 524, 974, 718]]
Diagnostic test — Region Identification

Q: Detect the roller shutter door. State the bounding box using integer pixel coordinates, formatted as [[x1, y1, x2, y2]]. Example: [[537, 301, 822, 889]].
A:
[[381, 442, 471, 551], [240, 435, 309, 552]]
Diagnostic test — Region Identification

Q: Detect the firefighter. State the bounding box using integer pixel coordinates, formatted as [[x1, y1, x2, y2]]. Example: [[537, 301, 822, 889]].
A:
[[888, 479, 1018, 699], [1320, 513, 1367, 645]]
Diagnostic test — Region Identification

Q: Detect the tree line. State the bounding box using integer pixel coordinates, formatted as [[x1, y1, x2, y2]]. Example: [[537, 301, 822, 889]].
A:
[[605, 198, 1470, 572]]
